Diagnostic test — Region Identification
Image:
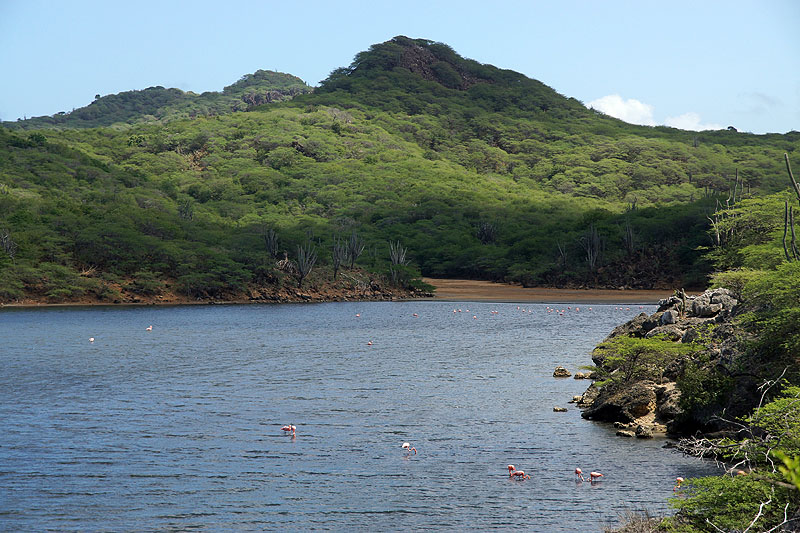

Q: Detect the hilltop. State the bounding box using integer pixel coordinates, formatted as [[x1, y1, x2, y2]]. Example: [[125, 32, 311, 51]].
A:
[[3, 70, 311, 130], [0, 36, 797, 305]]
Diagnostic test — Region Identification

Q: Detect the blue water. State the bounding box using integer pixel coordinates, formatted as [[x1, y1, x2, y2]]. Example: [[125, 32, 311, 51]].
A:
[[0, 301, 718, 531]]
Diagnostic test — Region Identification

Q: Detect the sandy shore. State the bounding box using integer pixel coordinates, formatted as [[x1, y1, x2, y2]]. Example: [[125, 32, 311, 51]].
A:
[[422, 278, 672, 304]]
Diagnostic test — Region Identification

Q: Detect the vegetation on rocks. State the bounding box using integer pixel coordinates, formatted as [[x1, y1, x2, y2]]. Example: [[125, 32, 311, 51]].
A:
[[599, 154, 800, 531]]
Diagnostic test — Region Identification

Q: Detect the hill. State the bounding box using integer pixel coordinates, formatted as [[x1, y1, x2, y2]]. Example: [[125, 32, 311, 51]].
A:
[[3, 70, 311, 130], [0, 36, 797, 304]]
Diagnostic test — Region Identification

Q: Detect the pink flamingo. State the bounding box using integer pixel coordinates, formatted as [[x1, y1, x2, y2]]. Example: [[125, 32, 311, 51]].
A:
[[281, 424, 296, 436], [589, 471, 603, 482], [575, 467, 585, 481], [508, 465, 530, 480], [674, 477, 684, 491], [146, 325, 153, 331], [402, 442, 417, 455]]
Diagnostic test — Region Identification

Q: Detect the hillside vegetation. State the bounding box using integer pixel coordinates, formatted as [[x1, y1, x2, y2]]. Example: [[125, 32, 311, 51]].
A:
[[3, 70, 311, 130], [0, 36, 797, 304]]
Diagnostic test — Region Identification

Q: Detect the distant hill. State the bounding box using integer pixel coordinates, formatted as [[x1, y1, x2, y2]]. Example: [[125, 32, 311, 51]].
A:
[[0, 36, 798, 305], [4, 70, 312, 130]]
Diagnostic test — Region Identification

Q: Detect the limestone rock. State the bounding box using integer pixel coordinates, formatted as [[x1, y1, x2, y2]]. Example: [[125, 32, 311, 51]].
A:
[[660, 310, 677, 325], [553, 366, 571, 378], [644, 325, 683, 341], [581, 381, 657, 423], [553, 406, 568, 412], [570, 395, 583, 403], [635, 425, 654, 438], [616, 430, 635, 437]]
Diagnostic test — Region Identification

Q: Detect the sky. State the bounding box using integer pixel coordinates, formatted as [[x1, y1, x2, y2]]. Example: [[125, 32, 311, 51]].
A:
[[1, 0, 798, 134]]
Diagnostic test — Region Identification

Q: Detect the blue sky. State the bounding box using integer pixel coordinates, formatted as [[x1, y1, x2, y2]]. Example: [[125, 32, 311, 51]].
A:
[[1, 0, 798, 134]]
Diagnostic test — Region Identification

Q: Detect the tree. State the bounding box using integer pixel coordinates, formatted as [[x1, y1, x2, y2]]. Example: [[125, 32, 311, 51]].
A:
[[296, 242, 317, 289], [347, 231, 365, 269], [331, 235, 348, 280]]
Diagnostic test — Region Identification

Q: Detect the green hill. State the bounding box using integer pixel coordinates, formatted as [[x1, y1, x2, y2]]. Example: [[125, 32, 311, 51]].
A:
[[3, 70, 311, 130], [0, 36, 797, 303]]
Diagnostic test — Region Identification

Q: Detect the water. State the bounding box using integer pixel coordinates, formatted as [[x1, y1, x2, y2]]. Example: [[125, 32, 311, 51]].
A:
[[0, 301, 718, 531]]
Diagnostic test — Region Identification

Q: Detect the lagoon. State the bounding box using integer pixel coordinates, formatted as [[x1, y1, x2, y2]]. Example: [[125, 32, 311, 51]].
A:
[[0, 301, 718, 531]]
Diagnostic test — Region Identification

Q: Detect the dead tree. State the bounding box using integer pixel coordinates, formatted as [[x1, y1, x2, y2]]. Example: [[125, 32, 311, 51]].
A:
[[0, 228, 17, 263], [295, 242, 317, 289], [261, 226, 279, 259], [389, 240, 408, 286], [623, 218, 636, 257], [556, 239, 568, 270], [477, 221, 497, 244], [347, 231, 365, 269], [579, 224, 603, 272], [331, 236, 348, 280], [783, 154, 800, 262]]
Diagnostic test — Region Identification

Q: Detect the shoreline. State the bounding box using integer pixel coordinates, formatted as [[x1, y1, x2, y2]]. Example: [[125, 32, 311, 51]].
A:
[[1, 279, 675, 308], [421, 278, 673, 304]]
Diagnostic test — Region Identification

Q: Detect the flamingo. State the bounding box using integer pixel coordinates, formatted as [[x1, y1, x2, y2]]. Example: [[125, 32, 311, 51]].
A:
[[575, 467, 585, 481], [146, 325, 153, 331], [589, 471, 603, 482], [89, 337, 95, 343], [674, 477, 684, 491], [402, 442, 417, 455], [508, 465, 530, 480], [281, 424, 296, 436]]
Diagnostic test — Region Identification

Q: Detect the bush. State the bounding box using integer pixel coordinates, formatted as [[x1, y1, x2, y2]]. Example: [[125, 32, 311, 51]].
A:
[[667, 474, 795, 532], [593, 335, 699, 387]]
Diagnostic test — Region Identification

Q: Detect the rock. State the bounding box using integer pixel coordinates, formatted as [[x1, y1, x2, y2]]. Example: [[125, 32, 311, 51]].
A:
[[711, 292, 738, 310], [657, 296, 682, 312], [644, 325, 683, 341], [656, 387, 683, 419], [681, 328, 700, 344], [578, 384, 600, 407], [635, 425, 654, 438], [573, 372, 589, 379], [553, 366, 571, 378], [616, 430, 635, 437], [605, 312, 650, 340], [553, 406, 568, 412], [692, 301, 723, 317], [660, 310, 677, 325], [642, 313, 662, 333], [570, 395, 583, 403], [581, 381, 657, 422]]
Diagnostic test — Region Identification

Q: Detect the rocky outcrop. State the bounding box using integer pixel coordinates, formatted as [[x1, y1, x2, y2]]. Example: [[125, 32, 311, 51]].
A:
[[553, 366, 572, 377], [581, 381, 657, 423], [580, 288, 743, 436]]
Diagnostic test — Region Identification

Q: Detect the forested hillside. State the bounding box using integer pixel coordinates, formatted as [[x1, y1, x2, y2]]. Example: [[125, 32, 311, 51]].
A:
[[0, 36, 797, 304], [3, 70, 311, 130]]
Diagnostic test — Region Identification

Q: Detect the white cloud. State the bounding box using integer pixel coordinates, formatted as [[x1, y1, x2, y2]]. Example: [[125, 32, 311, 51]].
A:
[[587, 94, 724, 131], [664, 112, 723, 131], [587, 94, 656, 126]]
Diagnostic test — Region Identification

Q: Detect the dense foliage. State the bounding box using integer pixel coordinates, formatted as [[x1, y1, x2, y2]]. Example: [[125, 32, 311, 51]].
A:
[[646, 159, 800, 532], [0, 36, 798, 304], [3, 70, 311, 130]]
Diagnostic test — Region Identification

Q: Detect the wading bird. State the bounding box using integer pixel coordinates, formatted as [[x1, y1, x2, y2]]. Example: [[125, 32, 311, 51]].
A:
[[402, 442, 417, 455], [281, 424, 296, 436], [508, 465, 530, 480]]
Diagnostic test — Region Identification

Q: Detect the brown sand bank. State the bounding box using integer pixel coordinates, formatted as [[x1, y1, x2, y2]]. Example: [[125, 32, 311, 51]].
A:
[[423, 278, 672, 304]]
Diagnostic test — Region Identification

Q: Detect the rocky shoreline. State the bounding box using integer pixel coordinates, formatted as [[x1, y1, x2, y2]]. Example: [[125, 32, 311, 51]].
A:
[[573, 287, 743, 438]]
